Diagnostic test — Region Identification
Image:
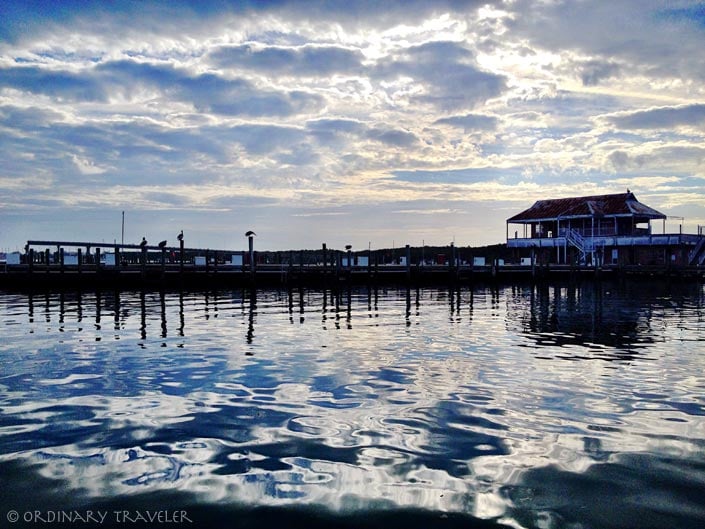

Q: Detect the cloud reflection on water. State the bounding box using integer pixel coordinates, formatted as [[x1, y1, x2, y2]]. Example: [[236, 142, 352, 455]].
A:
[[0, 283, 704, 527]]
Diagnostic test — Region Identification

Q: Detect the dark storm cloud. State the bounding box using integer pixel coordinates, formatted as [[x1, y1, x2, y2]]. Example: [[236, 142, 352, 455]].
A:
[[609, 104, 705, 130], [210, 44, 364, 76]]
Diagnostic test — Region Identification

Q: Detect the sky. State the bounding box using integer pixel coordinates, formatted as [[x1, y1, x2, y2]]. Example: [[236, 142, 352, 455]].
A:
[[1, 0, 704, 252]]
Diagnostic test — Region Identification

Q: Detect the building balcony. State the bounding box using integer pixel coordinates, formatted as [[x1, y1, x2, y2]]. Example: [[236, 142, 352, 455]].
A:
[[507, 233, 702, 248]]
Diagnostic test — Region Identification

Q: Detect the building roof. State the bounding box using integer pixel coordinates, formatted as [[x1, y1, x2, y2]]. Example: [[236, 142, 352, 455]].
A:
[[507, 192, 667, 223]]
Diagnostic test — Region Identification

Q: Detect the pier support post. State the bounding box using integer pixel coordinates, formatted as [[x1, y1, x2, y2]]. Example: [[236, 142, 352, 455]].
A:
[[96, 247, 101, 271], [300, 250, 304, 273], [59, 248, 65, 274], [114, 246, 119, 269], [141, 246, 146, 273], [322, 243, 327, 275], [28, 249, 34, 274], [405, 244, 411, 281], [45, 249, 50, 272], [367, 246, 372, 281], [205, 249, 210, 273], [179, 238, 184, 274], [248, 235, 255, 281], [77, 249, 82, 274], [161, 246, 166, 274]]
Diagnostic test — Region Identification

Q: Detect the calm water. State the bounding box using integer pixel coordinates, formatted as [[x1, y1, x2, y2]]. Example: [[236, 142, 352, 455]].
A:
[[1, 283, 704, 529]]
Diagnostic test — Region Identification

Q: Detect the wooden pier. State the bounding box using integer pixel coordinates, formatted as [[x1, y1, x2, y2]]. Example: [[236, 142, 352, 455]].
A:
[[1, 239, 703, 290]]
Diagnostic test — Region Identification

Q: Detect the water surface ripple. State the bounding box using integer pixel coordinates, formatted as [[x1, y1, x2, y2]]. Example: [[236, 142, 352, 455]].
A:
[[1, 282, 704, 528]]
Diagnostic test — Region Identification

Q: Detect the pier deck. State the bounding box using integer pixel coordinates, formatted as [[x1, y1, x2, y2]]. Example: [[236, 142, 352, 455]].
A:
[[1, 238, 702, 290], [1, 262, 703, 290]]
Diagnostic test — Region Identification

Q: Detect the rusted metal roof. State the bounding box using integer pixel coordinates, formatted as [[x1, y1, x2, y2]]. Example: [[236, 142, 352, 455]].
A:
[[507, 192, 666, 223]]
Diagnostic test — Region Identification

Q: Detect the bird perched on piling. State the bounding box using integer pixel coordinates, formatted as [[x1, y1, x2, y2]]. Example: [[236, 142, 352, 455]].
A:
[[158, 240, 167, 248], [177, 230, 183, 241], [245, 231, 256, 237], [140, 237, 147, 247]]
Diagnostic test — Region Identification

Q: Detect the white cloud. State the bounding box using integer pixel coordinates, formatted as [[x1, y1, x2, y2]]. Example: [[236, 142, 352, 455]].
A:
[[71, 154, 107, 175], [0, 1, 704, 249]]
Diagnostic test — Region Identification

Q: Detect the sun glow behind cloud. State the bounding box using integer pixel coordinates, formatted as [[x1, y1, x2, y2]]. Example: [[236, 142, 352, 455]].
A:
[[0, 0, 704, 250]]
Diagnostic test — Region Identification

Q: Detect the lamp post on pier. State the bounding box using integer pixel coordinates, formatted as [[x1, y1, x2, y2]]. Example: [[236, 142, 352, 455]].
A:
[[246, 231, 256, 280]]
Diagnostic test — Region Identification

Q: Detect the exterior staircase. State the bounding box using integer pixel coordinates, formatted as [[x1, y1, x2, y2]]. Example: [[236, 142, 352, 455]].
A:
[[688, 237, 705, 266], [566, 229, 591, 265]]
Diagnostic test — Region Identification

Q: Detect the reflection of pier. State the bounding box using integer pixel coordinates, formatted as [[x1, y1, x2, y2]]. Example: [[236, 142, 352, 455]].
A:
[[504, 282, 703, 353], [16, 283, 704, 357]]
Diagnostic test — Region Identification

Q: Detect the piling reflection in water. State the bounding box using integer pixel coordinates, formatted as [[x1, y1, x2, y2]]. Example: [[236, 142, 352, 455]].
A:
[[0, 283, 704, 528], [15, 284, 705, 354]]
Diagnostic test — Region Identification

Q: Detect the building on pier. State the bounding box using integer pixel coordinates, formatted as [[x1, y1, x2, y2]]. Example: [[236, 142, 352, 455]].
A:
[[506, 191, 705, 266]]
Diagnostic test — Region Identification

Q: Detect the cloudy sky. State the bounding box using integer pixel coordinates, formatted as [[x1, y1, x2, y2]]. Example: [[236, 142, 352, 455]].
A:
[[1, 0, 704, 252]]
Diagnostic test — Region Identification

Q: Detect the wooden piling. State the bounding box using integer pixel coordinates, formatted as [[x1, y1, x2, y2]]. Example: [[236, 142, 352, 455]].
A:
[[59, 248, 65, 273], [28, 249, 34, 274], [405, 244, 411, 281], [179, 238, 185, 274], [322, 243, 328, 275], [367, 246, 372, 281], [96, 247, 101, 270], [248, 236, 255, 281], [77, 248, 82, 274]]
